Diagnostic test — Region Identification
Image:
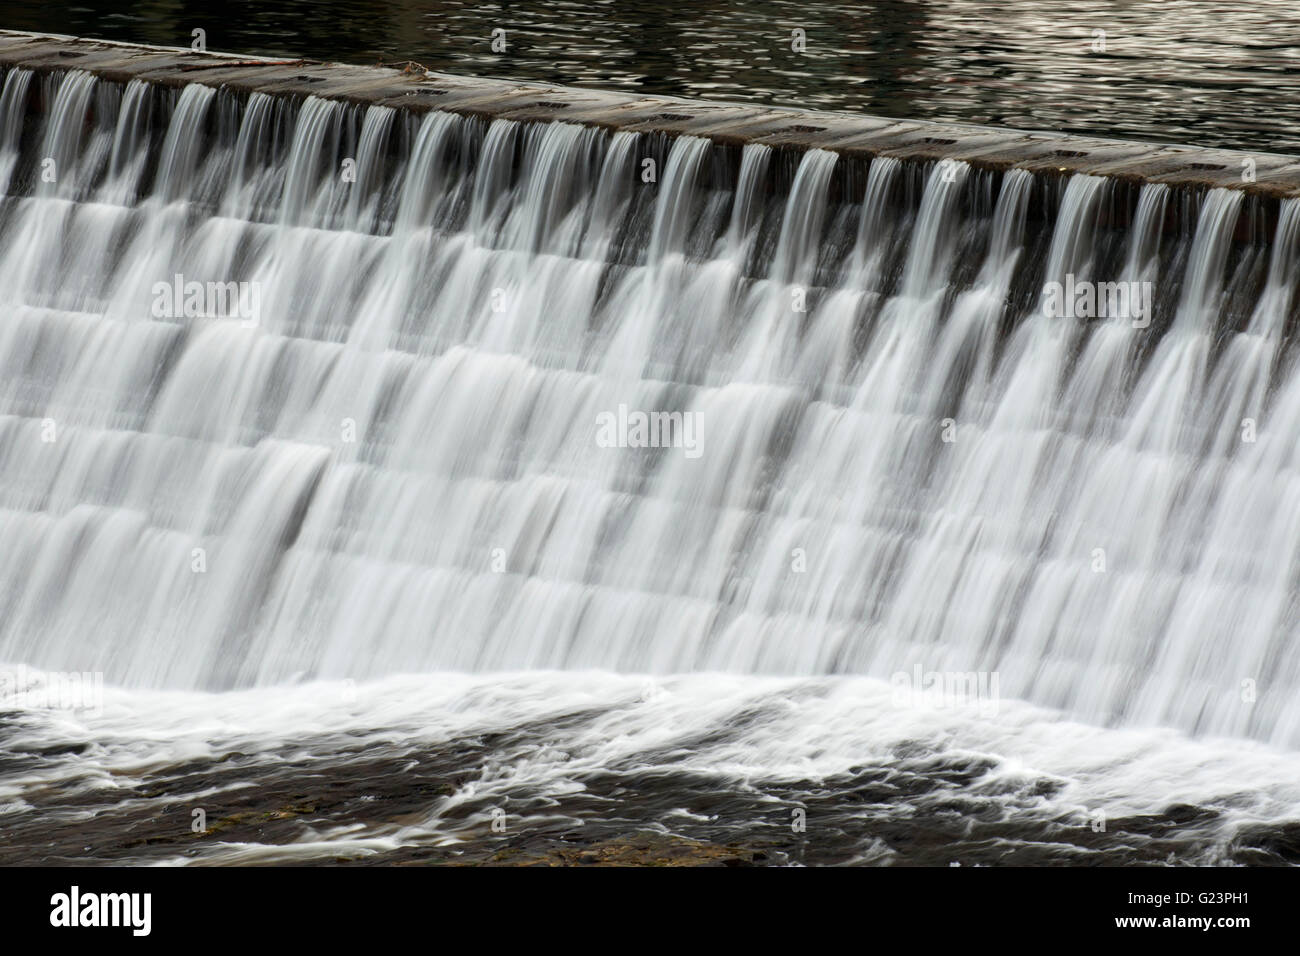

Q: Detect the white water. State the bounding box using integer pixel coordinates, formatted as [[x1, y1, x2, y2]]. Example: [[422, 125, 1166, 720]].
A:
[[1, 68, 1299, 862], [5, 669, 1300, 865]]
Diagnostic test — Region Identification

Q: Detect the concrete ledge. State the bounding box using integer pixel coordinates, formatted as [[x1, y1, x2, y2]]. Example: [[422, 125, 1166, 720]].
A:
[[2, 29, 1298, 200]]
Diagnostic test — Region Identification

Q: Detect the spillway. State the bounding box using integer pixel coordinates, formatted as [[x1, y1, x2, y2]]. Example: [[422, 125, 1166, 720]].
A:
[[2, 37, 1300, 866]]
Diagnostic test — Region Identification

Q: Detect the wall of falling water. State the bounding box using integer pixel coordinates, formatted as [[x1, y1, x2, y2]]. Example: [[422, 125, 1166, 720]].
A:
[[1, 68, 1298, 747]]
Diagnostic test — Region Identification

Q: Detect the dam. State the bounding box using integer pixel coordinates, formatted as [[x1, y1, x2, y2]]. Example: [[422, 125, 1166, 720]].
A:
[[1, 31, 1300, 866]]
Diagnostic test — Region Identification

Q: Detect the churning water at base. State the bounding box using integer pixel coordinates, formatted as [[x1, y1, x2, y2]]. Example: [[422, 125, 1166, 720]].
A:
[[5, 671, 1300, 865], [2, 67, 1300, 864]]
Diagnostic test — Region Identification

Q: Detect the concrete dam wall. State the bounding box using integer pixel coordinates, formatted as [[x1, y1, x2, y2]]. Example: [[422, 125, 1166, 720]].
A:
[[0, 30, 1299, 754]]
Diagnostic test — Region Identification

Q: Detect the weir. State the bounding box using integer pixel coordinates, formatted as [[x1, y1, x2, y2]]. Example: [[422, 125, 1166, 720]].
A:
[[1, 33, 1299, 751]]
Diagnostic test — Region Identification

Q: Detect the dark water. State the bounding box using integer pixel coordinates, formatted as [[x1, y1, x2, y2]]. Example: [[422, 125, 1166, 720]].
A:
[[6, 694, 1296, 867], [4, 0, 1300, 153]]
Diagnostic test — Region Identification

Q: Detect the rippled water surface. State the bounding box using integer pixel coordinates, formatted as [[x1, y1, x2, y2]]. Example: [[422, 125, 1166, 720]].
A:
[[6, 0, 1300, 152], [6, 672, 1300, 865]]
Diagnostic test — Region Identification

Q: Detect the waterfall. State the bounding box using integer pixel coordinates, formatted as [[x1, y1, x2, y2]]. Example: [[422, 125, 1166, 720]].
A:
[[2, 66, 1299, 753]]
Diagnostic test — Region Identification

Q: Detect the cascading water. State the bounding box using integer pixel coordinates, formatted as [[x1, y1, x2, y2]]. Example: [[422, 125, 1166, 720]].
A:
[[3, 66, 1300, 865]]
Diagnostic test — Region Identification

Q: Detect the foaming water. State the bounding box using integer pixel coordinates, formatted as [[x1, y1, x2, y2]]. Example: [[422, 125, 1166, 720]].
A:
[[0, 67, 1299, 863], [3, 669, 1299, 865]]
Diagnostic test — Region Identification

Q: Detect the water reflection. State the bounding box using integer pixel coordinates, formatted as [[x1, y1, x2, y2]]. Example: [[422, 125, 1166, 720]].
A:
[[6, 0, 1300, 151]]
